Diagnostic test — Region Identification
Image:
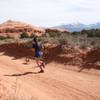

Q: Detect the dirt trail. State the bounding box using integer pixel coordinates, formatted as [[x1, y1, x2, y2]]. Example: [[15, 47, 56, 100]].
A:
[[0, 52, 100, 100]]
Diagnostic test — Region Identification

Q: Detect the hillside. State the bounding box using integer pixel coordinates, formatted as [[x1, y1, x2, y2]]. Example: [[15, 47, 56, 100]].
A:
[[0, 20, 45, 38], [0, 20, 69, 38]]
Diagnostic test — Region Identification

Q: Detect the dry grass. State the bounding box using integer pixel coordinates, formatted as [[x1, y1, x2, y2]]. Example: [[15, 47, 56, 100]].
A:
[[0, 32, 100, 50]]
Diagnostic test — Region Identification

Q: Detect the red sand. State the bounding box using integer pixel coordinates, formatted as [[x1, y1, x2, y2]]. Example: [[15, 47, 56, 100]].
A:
[[0, 43, 100, 100]]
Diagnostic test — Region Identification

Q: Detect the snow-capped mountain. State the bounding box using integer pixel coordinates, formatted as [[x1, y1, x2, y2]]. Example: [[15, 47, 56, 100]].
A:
[[54, 23, 100, 32]]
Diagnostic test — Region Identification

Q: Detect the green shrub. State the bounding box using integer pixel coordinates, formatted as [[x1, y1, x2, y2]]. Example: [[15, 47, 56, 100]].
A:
[[59, 37, 68, 45], [72, 31, 80, 35], [48, 32, 61, 38], [72, 29, 100, 37], [20, 32, 29, 38], [95, 29, 100, 37], [81, 29, 100, 37], [0, 35, 6, 40], [30, 33, 36, 38], [48, 32, 56, 37]]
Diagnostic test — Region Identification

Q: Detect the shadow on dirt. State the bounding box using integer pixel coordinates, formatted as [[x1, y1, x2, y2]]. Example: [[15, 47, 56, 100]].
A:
[[0, 43, 34, 60], [4, 71, 41, 77]]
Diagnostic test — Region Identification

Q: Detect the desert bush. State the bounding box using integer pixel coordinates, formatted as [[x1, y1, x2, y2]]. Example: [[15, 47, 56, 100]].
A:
[[20, 32, 29, 38], [81, 29, 100, 37], [72, 29, 100, 37], [95, 29, 100, 37], [48, 32, 56, 37], [0, 35, 6, 40], [48, 32, 62, 38], [30, 33, 36, 38], [38, 30, 100, 49], [0, 35, 12, 40], [80, 43, 88, 49], [58, 37, 68, 45], [90, 41, 100, 49], [90, 41, 95, 46], [72, 31, 80, 35]]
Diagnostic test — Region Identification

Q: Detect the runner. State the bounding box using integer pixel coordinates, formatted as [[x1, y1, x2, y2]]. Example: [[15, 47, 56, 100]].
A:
[[32, 37, 45, 73]]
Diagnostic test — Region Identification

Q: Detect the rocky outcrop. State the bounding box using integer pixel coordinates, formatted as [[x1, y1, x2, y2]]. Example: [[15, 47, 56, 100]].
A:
[[0, 20, 70, 38], [0, 20, 45, 38]]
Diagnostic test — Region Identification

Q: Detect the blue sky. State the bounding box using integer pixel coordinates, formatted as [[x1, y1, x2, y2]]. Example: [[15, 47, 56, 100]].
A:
[[0, 0, 100, 27]]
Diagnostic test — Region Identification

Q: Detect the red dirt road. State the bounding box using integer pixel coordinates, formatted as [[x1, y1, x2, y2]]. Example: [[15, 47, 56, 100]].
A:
[[0, 52, 100, 100]]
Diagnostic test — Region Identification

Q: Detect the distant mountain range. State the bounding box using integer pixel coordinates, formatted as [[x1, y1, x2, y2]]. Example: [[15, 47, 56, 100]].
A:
[[54, 23, 100, 32]]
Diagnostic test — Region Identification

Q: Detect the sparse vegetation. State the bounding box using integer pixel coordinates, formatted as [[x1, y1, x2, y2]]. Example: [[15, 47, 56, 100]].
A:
[[72, 29, 100, 37], [30, 33, 36, 38], [39, 31, 100, 48], [20, 32, 29, 38], [0, 28, 100, 49], [48, 32, 62, 38], [0, 35, 12, 40], [58, 37, 68, 45], [0, 35, 6, 40]]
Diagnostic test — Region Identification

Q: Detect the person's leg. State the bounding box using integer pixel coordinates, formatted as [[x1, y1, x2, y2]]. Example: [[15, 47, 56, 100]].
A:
[[35, 58, 44, 72], [40, 51, 45, 68], [35, 58, 39, 67], [40, 59, 45, 68]]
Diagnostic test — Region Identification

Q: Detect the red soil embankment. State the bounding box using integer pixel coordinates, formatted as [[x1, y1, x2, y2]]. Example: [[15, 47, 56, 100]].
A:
[[0, 43, 34, 60], [0, 43, 100, 71]]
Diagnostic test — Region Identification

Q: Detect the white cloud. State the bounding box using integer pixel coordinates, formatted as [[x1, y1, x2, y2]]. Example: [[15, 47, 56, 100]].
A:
[[0, 0, 100, 26]]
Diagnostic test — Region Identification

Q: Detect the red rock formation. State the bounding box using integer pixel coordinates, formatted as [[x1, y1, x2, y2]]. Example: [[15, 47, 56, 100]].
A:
[[0, 20, 45, 38]]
